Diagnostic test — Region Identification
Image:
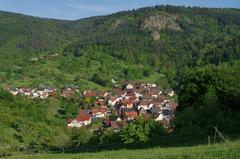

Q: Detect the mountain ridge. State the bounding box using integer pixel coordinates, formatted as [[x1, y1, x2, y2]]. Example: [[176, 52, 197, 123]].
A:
[[0, 5, 240, 89]]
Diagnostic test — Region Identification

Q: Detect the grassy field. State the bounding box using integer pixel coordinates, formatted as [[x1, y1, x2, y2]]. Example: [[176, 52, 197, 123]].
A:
[[6, 140, 240, 159]]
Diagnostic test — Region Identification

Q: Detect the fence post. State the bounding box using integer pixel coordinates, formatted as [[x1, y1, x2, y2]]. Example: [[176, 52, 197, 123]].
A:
[[208, 136, 211, 145], [214, 126, 227, 143], [214, 127, 217, 144]]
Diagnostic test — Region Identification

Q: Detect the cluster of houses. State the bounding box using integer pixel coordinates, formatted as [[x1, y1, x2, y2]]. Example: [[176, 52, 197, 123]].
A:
[[67, 81, 177, 131], [6, 87, 80, 99], [5, 80, 177, 131]]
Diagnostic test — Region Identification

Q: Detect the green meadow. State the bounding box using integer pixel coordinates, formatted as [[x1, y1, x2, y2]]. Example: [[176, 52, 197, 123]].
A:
[[7, 140, 240, 159]]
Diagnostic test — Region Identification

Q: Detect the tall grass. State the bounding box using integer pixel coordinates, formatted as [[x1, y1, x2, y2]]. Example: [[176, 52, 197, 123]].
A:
[[6, 140, 240, 159]]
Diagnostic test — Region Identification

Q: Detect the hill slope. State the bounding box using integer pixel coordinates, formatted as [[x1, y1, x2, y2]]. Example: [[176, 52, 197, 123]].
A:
[[0, 6, 240, 89], [6, 140, 240, 159]]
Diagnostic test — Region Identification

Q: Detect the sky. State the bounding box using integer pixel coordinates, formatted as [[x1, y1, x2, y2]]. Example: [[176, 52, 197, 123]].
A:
[[0, 0, 240, 20]]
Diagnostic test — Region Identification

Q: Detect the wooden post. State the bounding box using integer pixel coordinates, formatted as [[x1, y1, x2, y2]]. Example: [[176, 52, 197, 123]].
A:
[[214, 126, 227, 143], [213, 127, 217, 144], [208, 136, 211, 145]]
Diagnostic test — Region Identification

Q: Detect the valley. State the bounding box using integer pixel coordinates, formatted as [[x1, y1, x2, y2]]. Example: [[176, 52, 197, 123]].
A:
[[0, 5, 240, 158]]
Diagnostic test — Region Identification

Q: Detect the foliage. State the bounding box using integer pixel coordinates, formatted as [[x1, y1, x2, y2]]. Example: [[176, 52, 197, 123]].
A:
[[0, 5, 240, 154], [175, 62, 240, 134], [1, 6, 240, 89], [120, 117, 165, 144], [69, 128, 92, 147], [0, 90, 68, 150]]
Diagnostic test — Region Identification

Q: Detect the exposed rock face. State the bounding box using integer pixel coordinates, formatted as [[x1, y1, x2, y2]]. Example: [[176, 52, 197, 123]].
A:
[[111, 18, 122, 30], [144, 12, 181, 40]]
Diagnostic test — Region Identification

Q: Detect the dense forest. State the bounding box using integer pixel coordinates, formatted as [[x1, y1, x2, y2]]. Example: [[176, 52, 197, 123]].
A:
[[0, 5, 240, 154]]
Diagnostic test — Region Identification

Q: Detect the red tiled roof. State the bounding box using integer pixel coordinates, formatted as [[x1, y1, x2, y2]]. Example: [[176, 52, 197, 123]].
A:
[[20, 87, 31, 92], [49, 91, 58, 97], [76, 114, 91, 122], [84, 90, 97, 97], [97, 91, 108, 97], [92, 107, 108, 114], [103, 119, 111, 126], [122, 99, 134, 106], [124, 111, 138, 118], [110, 121, 120, 129]]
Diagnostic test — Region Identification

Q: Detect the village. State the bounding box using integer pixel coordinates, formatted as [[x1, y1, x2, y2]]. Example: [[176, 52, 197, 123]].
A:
[[6, 80, 177, 131]]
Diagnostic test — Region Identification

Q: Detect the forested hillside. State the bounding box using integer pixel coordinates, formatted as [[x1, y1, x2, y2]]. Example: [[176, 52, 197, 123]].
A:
[[1, 6, 240, 88], [0, 5, 240, 155]]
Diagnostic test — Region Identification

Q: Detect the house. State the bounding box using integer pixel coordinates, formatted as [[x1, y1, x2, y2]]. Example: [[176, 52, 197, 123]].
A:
[[162, 107, 172, 117], [108, 96, 118, 107], [103, 116, 122, 130], [166, 101, 178, 110], [135, 90, 143, 98], [147, 83, 157, 88], [31, 92, 39, 99], [150, 87, 162, 95], [113, 88, 125, 97], [9, 88, 19, 96], [123, 108, 138, 121], [83, 90, 97, 97], [155, 95, 166, 103], [140, 83, 147, 89], [110, 121, 121, 131], [95, 98, 106, 107], [96, 91, 109, 98], [122, 99, 134, 108], [164, 88, 175, 97], [19, 87, 31, 97], [155, 113, 164, 121], [138, 100, 153, 110], [61, 88, 75, 98], [145, 92, 159, 99], [126, 83, 134, 90], [48, 90, 58, 97], [92, 107, 108, 118], [161, 119, 170, 128], [153, 101, 163, 107], [67, 114, 91, 128], [125, 91, 135, 99], [139, 107, 147, 116], [151, 106, 162, 116], [142, 93, 155, 101], [103, 119, 111, 127], [39, 91, 49, 99]]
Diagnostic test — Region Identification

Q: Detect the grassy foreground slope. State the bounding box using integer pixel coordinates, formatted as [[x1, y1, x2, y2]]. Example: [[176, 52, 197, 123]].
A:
[[7, 140, 240, 159]]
